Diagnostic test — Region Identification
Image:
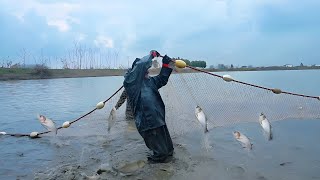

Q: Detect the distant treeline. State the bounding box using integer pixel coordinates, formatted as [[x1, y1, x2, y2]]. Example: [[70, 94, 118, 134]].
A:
[[206, 65, 320, 72], [172, 57, 206, 68]]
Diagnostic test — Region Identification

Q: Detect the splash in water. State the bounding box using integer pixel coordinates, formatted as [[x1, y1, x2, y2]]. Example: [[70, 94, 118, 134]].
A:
[[201, 133, 212, 152]]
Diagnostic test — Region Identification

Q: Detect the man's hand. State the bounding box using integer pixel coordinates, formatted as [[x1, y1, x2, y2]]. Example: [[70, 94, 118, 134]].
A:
[[162, 55, 175, 69], [162, 55, 172, 64]]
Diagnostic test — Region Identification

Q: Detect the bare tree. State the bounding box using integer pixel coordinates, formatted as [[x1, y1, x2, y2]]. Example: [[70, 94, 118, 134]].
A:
[[60, 57, 69, 69], [6, 56, 12, 68], [84, 47, 89, 69], [73, 41, 85, 69], [98, 48, 102, 69], [73, 42, 78, 69], [82, 44, 87, 69], [114, 50, 119, 69], [38, 49, 47, 66], [87, 48, 94, 69], [32, 54, 38, 65], [47, 56, 51, 68], [54, 56, 59, 69], [105, 50, 111, 69], [17, 48, 28, 68], [67, 50, 73, 69]]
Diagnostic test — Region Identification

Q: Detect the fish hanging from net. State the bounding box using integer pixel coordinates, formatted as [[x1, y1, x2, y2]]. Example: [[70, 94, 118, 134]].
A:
[[160, 67, 320, 136], [1, 60, 319, 138]]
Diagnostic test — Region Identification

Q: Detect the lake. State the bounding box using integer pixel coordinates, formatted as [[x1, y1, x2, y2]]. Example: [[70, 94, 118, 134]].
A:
[[0, 69, 320, 179]]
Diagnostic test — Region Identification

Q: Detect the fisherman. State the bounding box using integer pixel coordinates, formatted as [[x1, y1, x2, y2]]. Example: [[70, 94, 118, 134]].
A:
[[123, 50, 174, 163]]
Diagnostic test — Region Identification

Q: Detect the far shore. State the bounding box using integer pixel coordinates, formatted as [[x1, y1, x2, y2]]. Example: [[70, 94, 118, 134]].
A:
[[0, 66, 319, 81]]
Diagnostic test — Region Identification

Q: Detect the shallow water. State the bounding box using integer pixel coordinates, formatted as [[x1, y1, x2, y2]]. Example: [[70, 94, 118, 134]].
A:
[[26, 119, 320, 180], [0, 70, 320, 179], [177, 119, 320, 180]]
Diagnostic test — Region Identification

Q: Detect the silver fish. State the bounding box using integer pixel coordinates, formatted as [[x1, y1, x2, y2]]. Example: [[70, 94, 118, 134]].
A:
[[233, 131, 252, 149], [259, 113, 273, 140], [37, 114, 57, 135], [107, 107, 116, 132], [195, 105, 209, 133]]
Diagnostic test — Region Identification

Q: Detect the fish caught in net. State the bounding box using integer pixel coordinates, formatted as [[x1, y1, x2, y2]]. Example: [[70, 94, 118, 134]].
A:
[[160, 70, 320, 137]]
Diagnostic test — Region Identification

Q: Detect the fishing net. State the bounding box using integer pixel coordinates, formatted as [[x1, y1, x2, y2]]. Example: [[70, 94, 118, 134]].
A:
[[2, 65, 320, 138], [98, 67, 320, 137], [160, 70, 320, 136]]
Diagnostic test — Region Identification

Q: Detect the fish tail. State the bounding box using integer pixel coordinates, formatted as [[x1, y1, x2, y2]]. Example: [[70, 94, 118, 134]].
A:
[[204, 128, 209, 133], [36, 113, 42, 121], [269, 132, 273, 140], [204, 121, 209, 133]]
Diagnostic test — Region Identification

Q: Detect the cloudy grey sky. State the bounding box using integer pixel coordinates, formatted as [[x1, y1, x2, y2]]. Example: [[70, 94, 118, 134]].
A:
[[1, 0, 320, 68]]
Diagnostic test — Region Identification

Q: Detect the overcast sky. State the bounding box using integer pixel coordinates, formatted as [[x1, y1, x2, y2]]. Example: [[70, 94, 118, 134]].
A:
[[1, 0, 320, 68]]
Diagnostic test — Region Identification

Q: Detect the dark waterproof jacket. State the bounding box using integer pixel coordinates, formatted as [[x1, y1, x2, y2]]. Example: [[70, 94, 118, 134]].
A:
[[123, 54, 172, 132]]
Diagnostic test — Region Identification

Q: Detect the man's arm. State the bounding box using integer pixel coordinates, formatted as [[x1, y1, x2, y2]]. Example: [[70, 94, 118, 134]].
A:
[[151, 55, 173, 89], [123, 54, 153, 88], [123, 51, 159, 111]]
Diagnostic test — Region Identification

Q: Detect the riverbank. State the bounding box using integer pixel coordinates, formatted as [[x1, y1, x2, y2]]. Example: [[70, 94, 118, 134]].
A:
[[0, 66, 319, 81], [0, 68, 127, 81]]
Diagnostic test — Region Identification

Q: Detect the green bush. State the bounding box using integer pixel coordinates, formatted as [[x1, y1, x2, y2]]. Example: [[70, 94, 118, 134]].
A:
[[32, 64, 51, 78]]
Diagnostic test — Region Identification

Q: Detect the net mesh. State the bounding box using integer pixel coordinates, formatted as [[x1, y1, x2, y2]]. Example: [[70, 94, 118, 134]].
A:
[[158, 70, 320, 136], [5, 67, 319, 138]]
